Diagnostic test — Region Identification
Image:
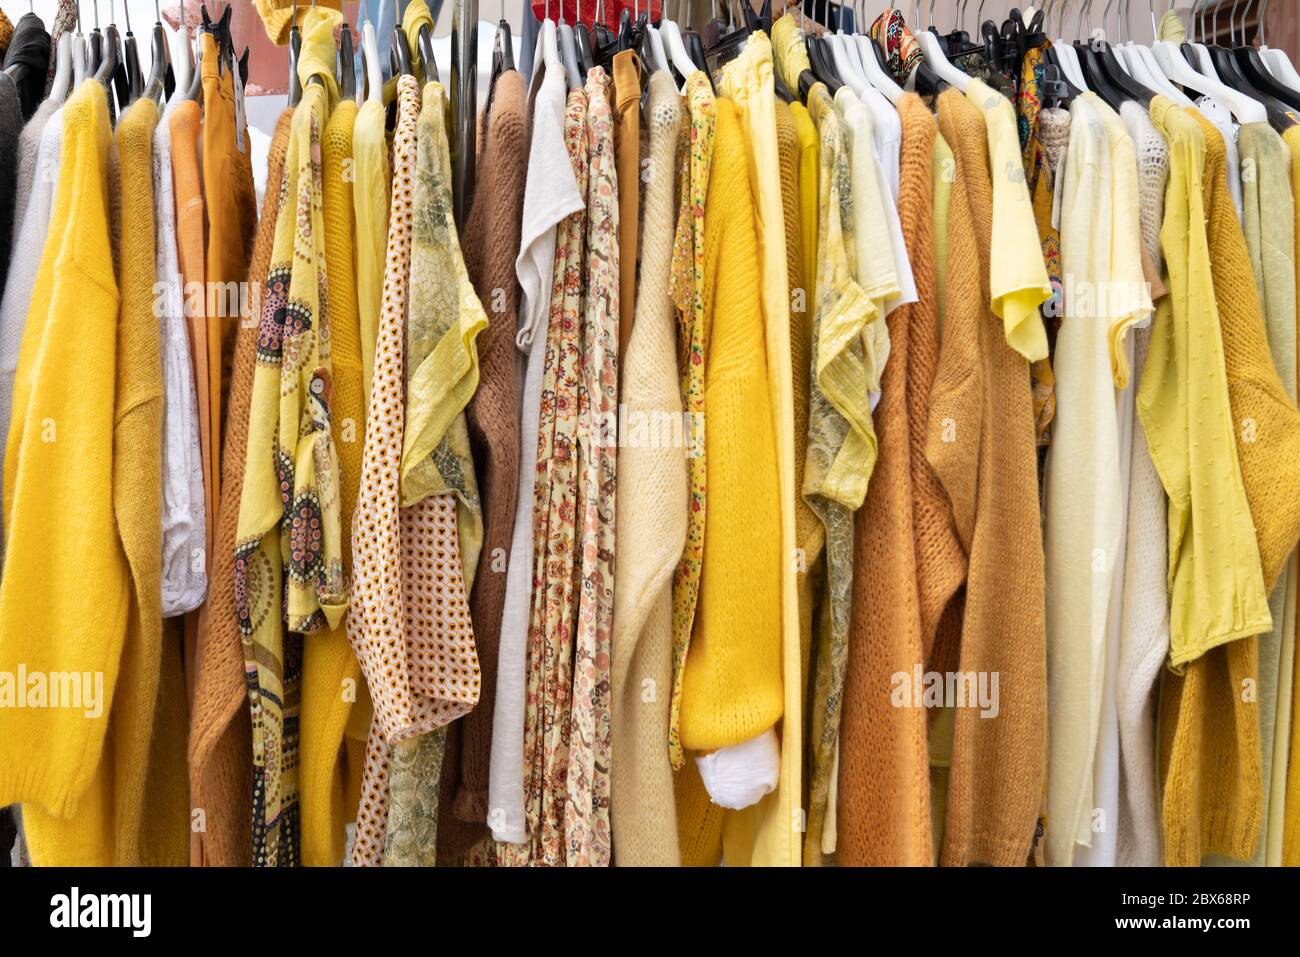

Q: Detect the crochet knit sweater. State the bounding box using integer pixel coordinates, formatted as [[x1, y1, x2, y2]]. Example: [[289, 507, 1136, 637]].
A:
[[608, 71, 688, 867], [438, 70, 527, 856], [929, 89, 1047, 867], [187, 107, 294, 868]]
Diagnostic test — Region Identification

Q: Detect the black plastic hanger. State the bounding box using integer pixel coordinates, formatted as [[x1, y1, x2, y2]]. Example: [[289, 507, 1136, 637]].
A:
[[142, 0, 169, 103], [287, 0, 304, 105], [683, 0, 709, 74], [1231, 0, 1300, 112], [121, 1, 145, 103], [492, 0, 515, 78], [339, 17, 357, 100]]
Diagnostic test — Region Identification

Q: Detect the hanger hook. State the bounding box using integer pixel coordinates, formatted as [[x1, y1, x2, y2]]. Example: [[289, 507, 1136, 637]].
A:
[[1238, 0, 1254, 42], [1102, 0, 1116, 41], [1258, 0, 1269, 44]]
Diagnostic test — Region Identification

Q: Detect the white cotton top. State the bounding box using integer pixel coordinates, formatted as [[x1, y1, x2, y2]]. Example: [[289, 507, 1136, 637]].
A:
[[154, 107, 209, 616], [0, 107, 63, 569], [489, 19, 585, 846]]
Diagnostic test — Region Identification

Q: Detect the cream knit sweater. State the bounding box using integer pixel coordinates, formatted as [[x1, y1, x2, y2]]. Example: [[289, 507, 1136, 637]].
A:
[[1115, 100, 1171, 868], [609, 71, 687, 867]]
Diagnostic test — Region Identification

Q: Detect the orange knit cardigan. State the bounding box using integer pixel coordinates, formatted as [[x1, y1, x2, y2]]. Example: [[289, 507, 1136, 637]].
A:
[[927, 90, 1048, 867], [837, 93, 961, 865]]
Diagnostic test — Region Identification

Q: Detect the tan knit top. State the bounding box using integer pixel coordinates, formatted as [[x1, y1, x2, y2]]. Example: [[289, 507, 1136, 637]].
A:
[[929, 89, 1047, 867], [437, 69, 528, 857]]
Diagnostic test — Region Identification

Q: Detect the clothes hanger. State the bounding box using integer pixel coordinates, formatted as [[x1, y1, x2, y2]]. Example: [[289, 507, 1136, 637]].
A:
[[141, 0, 170, 104], [1151, 3, 1266, 122], [88, 0, 103, 75], [1085, 0, 1156, 106], [121, 0, 144, 103], [799, 0, 842, 92], [917, 0, 971, 90], [592, 0, 614, 51], [573, 0, 596, 77], [360, 0, 383, 102], [1071, 0, 1130, 108], [1124, 0, 1192, 103], [1049, 0, 1089, 88], [72, 1, 88, 87], [289, 0, 305, 104], [408, 0, 438, 83], [390, 0, 414, 78], [556, 0, 583, 88], [49, 32, 74, 103], [851, 0, 902, 103], [1198, 0, 1291, 126], [660, 0, 700, 83], [1229, 0, 1300, 113], [108, 0, 130, 109], [1257, 0, 1300, 93], [168, 0, 193, 104], [491, 0, 516, 79], [339, 5, 357, 100], [93, 3, 120, 88], [905, 0, 952, 94], [682, 0, 709, 73]]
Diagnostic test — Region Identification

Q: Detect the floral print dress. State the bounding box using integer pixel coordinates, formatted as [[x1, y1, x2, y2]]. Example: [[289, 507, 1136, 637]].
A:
[[521, 86, 590, 867]]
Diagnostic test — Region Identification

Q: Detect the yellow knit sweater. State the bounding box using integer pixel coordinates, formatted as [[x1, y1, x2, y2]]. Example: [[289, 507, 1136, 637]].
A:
[[0, 82, 128, 862], [678, 97, 784, 753], [299, 97, 365, 867], [29, 96, 189, 865]]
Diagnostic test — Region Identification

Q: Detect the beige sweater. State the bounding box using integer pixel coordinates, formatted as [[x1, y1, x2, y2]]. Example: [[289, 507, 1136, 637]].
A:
[[609, 71, 688, 867]]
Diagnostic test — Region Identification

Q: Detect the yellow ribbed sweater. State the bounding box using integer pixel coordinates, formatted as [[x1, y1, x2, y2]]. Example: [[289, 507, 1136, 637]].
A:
[[299, 97, 365, 867], [0, 82, 129, 862]]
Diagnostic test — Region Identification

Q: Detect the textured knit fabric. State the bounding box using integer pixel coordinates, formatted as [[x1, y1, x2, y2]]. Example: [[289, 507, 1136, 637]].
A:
[[189, 107, 293, 869], [189, 108, 293, 870], [520, 85, 590, 868], [1115, 99, 1171, 868], [1226, 120, 1297, 867], [10, 97, 57, 240], [254, 0, 345, 44], [0, 103, 60, 567], [610, 70, 685, 867], [837, 93, 952, 867], [717, 29, 803, 868], [930, 89, 1047, 867], [299, 96, 363, 868], [612, 50, 639, 364], [107, 99, 189, 865], [802, 83, 878, 862], [236, 73, 348, 866], [352, 96, 389, 407], [0, 81, 124, 849], [154, 105, 208, 616], [439, 68, 527, 857], [1155, 102, 1287, 866], [667, 73, 716, 770], [673, 96, 781, 867]]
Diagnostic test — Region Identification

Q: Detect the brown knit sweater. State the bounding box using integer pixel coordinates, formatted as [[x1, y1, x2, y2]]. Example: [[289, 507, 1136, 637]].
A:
[[837, 94, 955, 866], [928, 90, 1047, 867], [436, 71, 527, 857], [187, 108, 294, 867]]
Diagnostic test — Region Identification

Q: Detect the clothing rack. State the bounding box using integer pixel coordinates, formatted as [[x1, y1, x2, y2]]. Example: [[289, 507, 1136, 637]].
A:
[[451, 0, 476, 225]]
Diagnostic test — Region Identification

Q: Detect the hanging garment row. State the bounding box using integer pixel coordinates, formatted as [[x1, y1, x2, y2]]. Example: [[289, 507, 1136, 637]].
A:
[[3, 0, 1300, 868]]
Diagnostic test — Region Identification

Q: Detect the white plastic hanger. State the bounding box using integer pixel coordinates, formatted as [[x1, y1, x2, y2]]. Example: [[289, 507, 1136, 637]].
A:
[[647, 23, 668, 73], [1256, 0, 1300, 92], [49, 33, 74, 103], [1052, 0, 1090, 91], [1126, 1, 1194, 105], [361, 0, 383, 104], [852, 0, 902, 103], [167, 0, 193, 106], [918, 1, 970, 92], [658, 6, 698, 83], [1151, 3, 1266, 122], [72, 0, 88, 88]]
